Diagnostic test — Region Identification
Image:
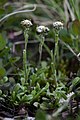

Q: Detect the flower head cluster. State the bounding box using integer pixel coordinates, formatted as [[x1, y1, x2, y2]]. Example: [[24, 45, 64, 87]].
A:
[[53, 21, 63, 31], [36, 25, 49, 34], [21, 19, 32, 28]]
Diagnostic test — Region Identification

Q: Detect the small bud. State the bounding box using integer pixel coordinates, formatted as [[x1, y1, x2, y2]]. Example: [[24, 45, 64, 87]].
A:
[[53, 21, 63, 31], [21, 19, 32, 28], [36, 25, 49, 33]]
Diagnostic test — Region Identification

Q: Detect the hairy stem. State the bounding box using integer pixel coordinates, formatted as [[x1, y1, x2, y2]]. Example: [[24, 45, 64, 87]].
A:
[[53, 32, 59, 87], [38, 36, 44, 66], [23, 29, 29, 82]]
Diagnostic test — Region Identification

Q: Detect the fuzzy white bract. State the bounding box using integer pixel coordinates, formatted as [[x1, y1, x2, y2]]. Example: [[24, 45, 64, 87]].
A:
[[36, 25, 49, 33], [53, 21, 63, 30], [21, 19, 32, 27]]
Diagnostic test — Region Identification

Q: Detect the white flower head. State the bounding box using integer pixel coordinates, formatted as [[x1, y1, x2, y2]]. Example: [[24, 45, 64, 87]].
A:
[[36, 25, 49, 33], [21, 19, 32, 28], [53, 21, 63, 31]]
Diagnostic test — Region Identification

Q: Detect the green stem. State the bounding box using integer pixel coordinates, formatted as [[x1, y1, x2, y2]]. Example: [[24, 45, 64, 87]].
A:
[[38, 35, 44, 66], [23, 28, 29, 82], [53, 32, 59, 87], [24, 28, 28, 50], [51, 50, 54, 73], [36, 35, 51, 57], [23, 49, 27, 82], [54, 33, 59, 63]]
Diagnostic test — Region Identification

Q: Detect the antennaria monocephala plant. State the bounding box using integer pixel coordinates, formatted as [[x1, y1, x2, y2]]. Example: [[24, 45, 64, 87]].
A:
[[36, 25, 49, 66], [21, 19, 33, 82], [53, 21, 63, 87]]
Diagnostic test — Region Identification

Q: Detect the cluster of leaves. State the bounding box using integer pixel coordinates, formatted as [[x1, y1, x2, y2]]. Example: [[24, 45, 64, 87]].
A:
[[0, 65, 67, 109]]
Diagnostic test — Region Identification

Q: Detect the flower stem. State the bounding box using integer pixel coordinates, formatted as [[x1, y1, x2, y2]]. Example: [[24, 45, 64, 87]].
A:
[[23, 28, 29, 82], [23, 49, 27, 82], [53, 32, 59, 87], [54, 33, 59, 63], [38, 35, 44, 66]]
